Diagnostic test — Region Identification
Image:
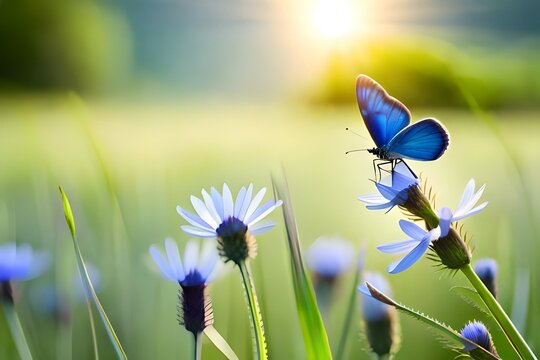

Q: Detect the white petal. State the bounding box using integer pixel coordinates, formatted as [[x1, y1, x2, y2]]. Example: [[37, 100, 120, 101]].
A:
[[243, 187, 267, 223], [176, 206, 215, 231], [198, 240, 219, 281], [201, 189, 222, 224], [237, 184, 254, 221], [149, 246, 176, 281], [180, 225, 217, 238], [190, 196, 219, 229], [222, 183, 234, 219], [456, 179, 475, 211], [455, 184, 486, 217], [250, 221, 276, 235], [357, 193, 387, 205], [246, 200, 282, 227], [453, 202, 488, 222], [211, 187, 224, 220], [183, 240, 199, 274], [165, 238, 185, 280], [234, 186, 247, 218]]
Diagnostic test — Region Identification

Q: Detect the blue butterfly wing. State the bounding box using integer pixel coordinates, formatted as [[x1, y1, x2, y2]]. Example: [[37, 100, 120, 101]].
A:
[[356, 75, 411, 147], [386, 119, 450, 161]]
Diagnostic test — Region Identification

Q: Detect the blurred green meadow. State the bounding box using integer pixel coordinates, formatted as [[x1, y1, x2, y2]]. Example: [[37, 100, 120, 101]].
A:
[[0, 96, 539, 359], [1, 0, 540, 358]]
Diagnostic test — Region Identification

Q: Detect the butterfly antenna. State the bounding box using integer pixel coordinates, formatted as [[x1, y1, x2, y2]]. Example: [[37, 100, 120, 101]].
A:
[[345, 149, 368, 155], [345, 127, 369, 141]]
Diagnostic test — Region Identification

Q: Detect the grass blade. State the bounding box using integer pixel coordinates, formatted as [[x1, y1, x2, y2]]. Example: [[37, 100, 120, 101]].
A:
[[365, 283, 501, 360], [59, 186, 127, 359], [204, 326, 239, 360], [272, 174, 332, 360]]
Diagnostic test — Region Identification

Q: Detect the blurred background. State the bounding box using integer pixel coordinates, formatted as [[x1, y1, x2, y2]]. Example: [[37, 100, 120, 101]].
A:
[[0, 0, 539, 358]]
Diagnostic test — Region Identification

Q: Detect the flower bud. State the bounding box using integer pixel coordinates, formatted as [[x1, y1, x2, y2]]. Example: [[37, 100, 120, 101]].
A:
[[460, 321, 498, 359], [474, 259, 498, 298]]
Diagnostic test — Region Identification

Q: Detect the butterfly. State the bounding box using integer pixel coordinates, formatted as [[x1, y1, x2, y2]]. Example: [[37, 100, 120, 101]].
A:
[[356, 75, 450, 179]]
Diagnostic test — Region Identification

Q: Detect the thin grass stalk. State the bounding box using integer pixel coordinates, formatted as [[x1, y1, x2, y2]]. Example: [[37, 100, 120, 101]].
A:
[[238, 260, 267, 360], [2, 302, 32, 360]]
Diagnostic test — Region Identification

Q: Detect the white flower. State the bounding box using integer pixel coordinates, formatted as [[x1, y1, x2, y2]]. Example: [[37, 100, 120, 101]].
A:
[[438, 179, 488, 236], [177, 183, 283, 239], [149, 238, 219, 285]]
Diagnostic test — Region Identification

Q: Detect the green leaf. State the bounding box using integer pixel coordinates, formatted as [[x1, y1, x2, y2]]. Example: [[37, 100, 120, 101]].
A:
[[204, 326, 239, 360], [272, 175, 333, 360], [365, 283, 501, 360], [451, 286, 491, 317], [59, 187, 128, 359]]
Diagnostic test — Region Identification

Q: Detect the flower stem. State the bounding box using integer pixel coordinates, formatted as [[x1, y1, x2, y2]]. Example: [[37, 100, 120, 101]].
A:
[[461, 264, 536, 360], [238, 260, 268, 360], [2, 301, 33, 360], [193, 332, 202, 360]]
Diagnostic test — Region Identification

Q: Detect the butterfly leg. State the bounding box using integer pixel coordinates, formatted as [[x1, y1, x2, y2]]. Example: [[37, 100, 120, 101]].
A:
[[394, 159, 418, 179], [374, 159, 393, 181]]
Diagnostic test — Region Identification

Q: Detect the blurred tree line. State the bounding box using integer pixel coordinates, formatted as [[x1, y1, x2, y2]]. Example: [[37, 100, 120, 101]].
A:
[[311, 37, 540, 109], [0, 0, 132, 93]]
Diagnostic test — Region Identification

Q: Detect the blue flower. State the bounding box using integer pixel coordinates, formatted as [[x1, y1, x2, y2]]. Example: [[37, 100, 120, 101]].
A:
[[474, 258, 498, 297], [149, 238, 219, 286], [306, 237, 354, 278], [0, 242, 49, 281], [438, 179, 488, 236], [358, 272, 392, 322], [358, 162, 418, 211], [377, 220, 441, 274], [460, 321, 496, 353], [177, 183, 282, 239]]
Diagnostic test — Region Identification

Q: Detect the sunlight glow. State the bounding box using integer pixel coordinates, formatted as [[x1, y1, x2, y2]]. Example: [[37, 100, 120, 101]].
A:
[[312, 0, 354, 39]]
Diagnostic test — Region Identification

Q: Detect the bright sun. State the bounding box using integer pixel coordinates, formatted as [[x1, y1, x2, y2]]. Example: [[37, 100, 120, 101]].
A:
[[312, 0, 354, 39]]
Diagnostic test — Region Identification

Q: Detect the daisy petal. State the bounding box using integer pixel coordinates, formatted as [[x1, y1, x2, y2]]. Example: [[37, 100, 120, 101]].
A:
[[243, 187, 267, 223], [191, 196, 219, 229], [211, 187, 224, 220], [375, 182, 400, 201], [150, 246, 176, 281], [399, 220, 427, 240], [165, 238, 185, 281], [222, 183, 234, 219], [238, 184, 254, 221], [176, 206, 214, 231], [387, 239, 431, 274], [455, 184, 486, 217], [234, 186, 247, 218], [438, 207, 453, 237], [456, 179, 475, 211], [198, 241, 219, 281], [377, 239, 420, 254], [250, 221, 276, 235], [246, 199, 281, 226], [357, 193, 387, 205], [453, 202, 488, 222], [201, 189, 222, 224], [181, 225, 217, 238], [183, 240, 199, 275], [366, 202, 393, 211]]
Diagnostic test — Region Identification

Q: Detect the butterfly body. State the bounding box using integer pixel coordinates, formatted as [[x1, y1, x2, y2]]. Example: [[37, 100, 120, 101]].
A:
[[356, 75, 450, 170]]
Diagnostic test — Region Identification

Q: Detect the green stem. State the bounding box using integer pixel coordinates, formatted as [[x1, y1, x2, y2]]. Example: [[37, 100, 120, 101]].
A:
[[238, 260, 268, 360], [193, 332, 202, 360], [461, 264, 536, 360], [86, 300, 99, 360], [2, 302, 33, 360]]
